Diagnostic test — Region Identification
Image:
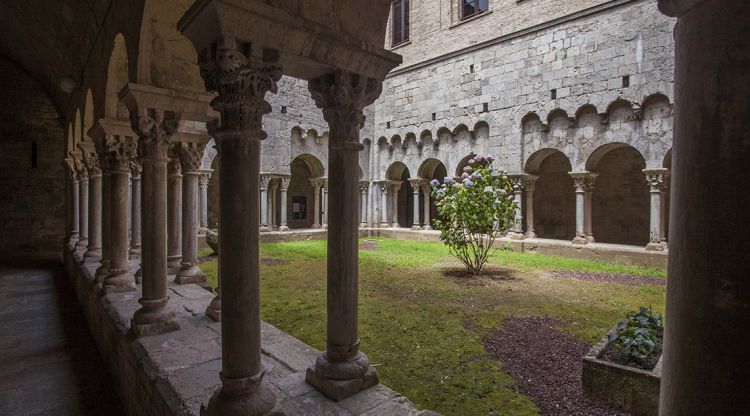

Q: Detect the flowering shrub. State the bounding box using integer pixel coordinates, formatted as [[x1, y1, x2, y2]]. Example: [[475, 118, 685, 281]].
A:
[[431, 155, 517, 274]]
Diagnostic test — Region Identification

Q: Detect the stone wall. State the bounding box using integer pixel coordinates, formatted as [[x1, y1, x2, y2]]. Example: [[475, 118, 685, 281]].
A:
[[0, 55, 65, 259]]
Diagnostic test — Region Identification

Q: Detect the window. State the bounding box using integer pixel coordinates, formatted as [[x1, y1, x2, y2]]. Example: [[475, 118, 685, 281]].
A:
[[392, 0, 410, 46], [461, 0, 489, 20]]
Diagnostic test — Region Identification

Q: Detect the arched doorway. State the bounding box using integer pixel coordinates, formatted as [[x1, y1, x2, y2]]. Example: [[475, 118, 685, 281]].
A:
[[525, 149, 575, 240], [587, 144, 649, 246], [288, 154, 325, 229], [386, 162, 412, 228], [417, 158, 447, 228]]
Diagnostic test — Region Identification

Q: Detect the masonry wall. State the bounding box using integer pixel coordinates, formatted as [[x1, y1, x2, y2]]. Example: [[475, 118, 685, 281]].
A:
[[0, 55, 65, 259]]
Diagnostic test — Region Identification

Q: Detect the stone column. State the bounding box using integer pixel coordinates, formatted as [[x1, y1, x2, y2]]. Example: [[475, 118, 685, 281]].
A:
[[391, 182, 401, 228], [81, 145, 103, 262], [197, 39, 283, 415], [259, 174, 271, 231], [358, 181, 369, 227], [644, 168, 669, 251], [76, 162, 89, 251], [269, 179, 278, 230], [305, 70, 382, 400], [570, 172, 597, 245], [408, 178, 422, 230], [524, 175, 538, 239], [379, 182, 389, 227], [177, 141, 207, 284], [321, 178, 329, 229], [507, 175, 525, 239], [310, 178, 322, 229], [199, 170, 211, 235], [130, 162, 142, 259], [64, 158, 80, 246], [95, 160, 111, 283], [657, 1, 750, 413], [279, 176, 290, 231], [102, 135, 138, 294], [167, 148, 183, 274], [659, 180, 669, 247], [128, 110, 181, 337], [421, 180, 432, 230]]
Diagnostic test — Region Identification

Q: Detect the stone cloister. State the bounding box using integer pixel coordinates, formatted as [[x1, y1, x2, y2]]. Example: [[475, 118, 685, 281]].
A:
[[0, 0, 748, 415]]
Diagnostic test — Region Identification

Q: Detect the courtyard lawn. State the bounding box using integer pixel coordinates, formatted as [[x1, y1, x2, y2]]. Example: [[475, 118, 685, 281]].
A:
[[198, 238, 666, 415]]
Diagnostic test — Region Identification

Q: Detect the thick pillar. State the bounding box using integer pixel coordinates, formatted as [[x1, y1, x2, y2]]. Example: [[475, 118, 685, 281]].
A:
[[167, 149, 183, 274], [644, 168, 668, 251], [311, 179, 322, 229], [305, 70, 382, 400], [390, 182, 400, 228], [260, 174, 271, 231], [421, 180, 432, 230], [279, 176, 290, 231], [64, 158, 80, 246], [80, 145, 103, 263], [570, 172, 597, 245], [379, 182, 389, 227], [358, 181, 369, 228], [657, 2, 750, 413], [177, 141, 207, 284], [130, 162, 142, 259], [408, 178, 422, 230], [199, 170, 211, 234], [524, 175, 538, 239], [103, 137, 138, 294], [76, 165, 89, 251], [507, 175, 525, 239], [129, 110, 181, 337]]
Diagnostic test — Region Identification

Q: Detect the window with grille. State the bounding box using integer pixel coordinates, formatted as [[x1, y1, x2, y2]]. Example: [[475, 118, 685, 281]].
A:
[[461, 0, 489, 20], [392, 0, 410, 46]]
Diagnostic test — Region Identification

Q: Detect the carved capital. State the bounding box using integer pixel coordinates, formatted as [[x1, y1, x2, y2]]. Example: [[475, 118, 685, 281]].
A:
[[167, 144, 182, 175], [310, 178, 324, 190], [570, 172, 598, 192], [132, 111, 180, 162], [72, 153, 88, 180], [104, 135, 139, 172], [643, 168, 670, 192], [200, 38, 282, 139], [379, 182, 390, 194], [63, 157, 78, 181], [260, 174, 273, 189], [358, 181, 370, 193], [78, 143, 102, 177], [199, 171, 211, 188], [130, 160, 142, 178], [408, 178, 423, 192], [308, 70, 382, 149], [179, 141, 206, 173], [523, 175, 539, 192], [508, 175, 526, 192], [280, 176, 291, 190], [420, 179, 433, 195]]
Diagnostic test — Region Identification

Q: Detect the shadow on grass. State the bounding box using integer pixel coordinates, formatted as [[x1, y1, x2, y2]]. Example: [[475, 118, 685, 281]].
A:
[[442, 266, 522, 286]]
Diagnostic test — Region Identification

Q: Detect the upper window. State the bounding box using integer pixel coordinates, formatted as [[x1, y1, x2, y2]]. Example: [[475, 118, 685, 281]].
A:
[[461, 0, 489, 20], [391, 0, 410, 47]]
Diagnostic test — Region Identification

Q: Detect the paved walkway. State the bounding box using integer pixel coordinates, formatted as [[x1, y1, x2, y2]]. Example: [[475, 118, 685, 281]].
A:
[[0, 260, 122, 415]]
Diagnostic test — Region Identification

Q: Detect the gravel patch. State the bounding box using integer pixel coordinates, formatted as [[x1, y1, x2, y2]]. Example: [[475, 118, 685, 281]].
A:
[[550, 270, 665, 286], [483, 316, 625, 416], [359, 240, 380, 250]]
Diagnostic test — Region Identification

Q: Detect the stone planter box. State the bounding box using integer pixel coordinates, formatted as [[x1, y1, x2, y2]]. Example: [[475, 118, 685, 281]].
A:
[[582, 323, 662, 416]]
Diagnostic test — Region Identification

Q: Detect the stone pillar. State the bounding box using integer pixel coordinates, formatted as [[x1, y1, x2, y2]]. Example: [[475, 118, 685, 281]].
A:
[[570, 172, 597, 245], [279, 176, 290, 231], [507, 175, 525, 239], [64, 158, 80, 246], [197, 39, 283, 415], [391, 182, 401, 228], [408, 178, 422, 230], [76, 162, 89, 251], [657, 1, 750, 413], [322, 179, 329, 229], [379, 182, 389, 227], [177, 141, 207, 284], [129, 110, 181, 337], [95, 168, 111, 283], [268, 179, 278, 230], [524, 175, 538, 239], [260, 174, 271, 231], [81, 145, 103, 263], [659, 180, 669, 247], [102, 136, 138, 294], [130, 162, 142, 259], [305, 70, 382, 400], [644, 168, 669, 251], [167, 148, 183, 274], [199, 170, 211, 235], [421, 180, 432, 230], [310, 178, 322, 229], [358, 181, 369, 227]]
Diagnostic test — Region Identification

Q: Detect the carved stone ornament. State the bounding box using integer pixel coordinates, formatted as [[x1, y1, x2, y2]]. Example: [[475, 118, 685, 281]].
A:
[[200, 39, 282, 136], [358, 181, 369, 193], [571, 173, 598, 192], [179, 142, 206, 173], [130, 160, 142, 178], [308, 70, 382, 148], [167, 144, 182, 175], [644, 170, 670, 192], [132, 111, 180, 162], [79, 144, 102, 177], [73, 153, 88, 180], [199, 172, 211, 188], [280, 176, 291, 189], [104, 135, 139, 172], [508, 176, 526, 192], [63, 157, 77, 181]]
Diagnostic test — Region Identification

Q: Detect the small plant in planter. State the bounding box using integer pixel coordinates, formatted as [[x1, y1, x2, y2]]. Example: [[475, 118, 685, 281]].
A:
[[604, 306, 664, 370]]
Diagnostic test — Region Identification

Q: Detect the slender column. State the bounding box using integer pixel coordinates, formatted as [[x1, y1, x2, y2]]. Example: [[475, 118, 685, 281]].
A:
[[177, 141, 207, 284], [279, 176, 290, 231], [644, 168, 669, 251], [128, 109, 181, 337], [659, 180, 669, 247], [421, 180, 432, 230], [167, 148, 183, 274], [570, 172, 597, 245], [269, 180, 278, 230], [524, 175, 538, 238], [260, 174, 271, 231], [310, 179, 322, 229], [130, 162, 142, 259], [305, 70, 382, 400], [102, 136, 138, 294], [64, 158, 80, 246], [199, 170, 211, 234], [657, 1, 750, 413], [408, 178, 422, 230], [95, 170, 111, 283], [358, 181, 368, 227], [76, 164, 89, 251], [81, 146, 103, 263], [391, 182, 401, 228], [507, 175, 525, 239], [379, 182, 389, 227]]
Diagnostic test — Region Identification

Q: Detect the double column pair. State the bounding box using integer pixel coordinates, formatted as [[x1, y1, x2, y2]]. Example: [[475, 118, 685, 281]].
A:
[[309, 178, 328, 229], [260, 175, 291, 231], [378, 180, 433, 229]]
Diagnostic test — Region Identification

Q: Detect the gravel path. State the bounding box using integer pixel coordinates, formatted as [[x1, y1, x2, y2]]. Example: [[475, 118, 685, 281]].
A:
[[549, 270, 665, 286], [483, 316, 625, 416]]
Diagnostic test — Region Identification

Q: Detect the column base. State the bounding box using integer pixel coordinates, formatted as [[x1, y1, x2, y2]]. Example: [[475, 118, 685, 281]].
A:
[[176, 265, 207, 284], [311, 224, 322, 230], [129, 247, 141, 260], [305, 352, 379, 401], [507, 231, 525, 240], [167, 257, 182, 274], [83, 249, 102, 263], [360, 222, 368, 229], [95, 261, 110, 284], [202, 380, 282, 416], [646, 242, 666, 252], [102, 269, 138, 294], [379, 222, 389, 228], [525, 231, 536, 239], [131, 298, 180, 338], [75, 239, 89, 249], [572, 235, 589, 245], [278, 225, 289, 231], [206, 296, 221, 322], [586, 235, 595, 243], [411, 225, 422, 231], [260, 226, 271, 232], [422, 225, 432, 231]]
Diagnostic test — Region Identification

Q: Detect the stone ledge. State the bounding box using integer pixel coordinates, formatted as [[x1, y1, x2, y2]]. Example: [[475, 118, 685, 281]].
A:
[[63, 245, 431, 415]]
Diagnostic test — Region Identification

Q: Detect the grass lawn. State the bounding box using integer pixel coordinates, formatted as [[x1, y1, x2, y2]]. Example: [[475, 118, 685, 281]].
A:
[[198, 238, 666, 415]]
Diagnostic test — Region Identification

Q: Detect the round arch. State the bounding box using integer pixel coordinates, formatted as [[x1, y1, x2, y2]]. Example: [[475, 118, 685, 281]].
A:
[[417, 158, 447, 228], [105, 33, 130, 120], [455, 153, 476, 177], [83, 90, 94, 142], [288, 154, 325, 229], [386, 161, 413, 228], [525, 148, 575, 240]]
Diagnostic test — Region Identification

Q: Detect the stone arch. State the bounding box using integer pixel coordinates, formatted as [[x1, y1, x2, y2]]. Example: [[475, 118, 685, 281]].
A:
[[306, 128, 319, 142], [455, 153, 477, 177], [390, 134, 402, 149], [587, 143, 649, 246], [522, 112, 543, 133], [418, 158, 447, 228], [575, 104, 600, 127], [404, 132, 417, 148], [386, 161, 413, 228], [474, 121, 489, 141], [419, 130, 433, 147], [105, 33, 130, 120], [67, 124, 75, 154], [291, 126, 304, 142], [436, 127, 451, 147], [200, 138, 217, 171], [288, 154, 325, 229], [73, 109, 82, 148], [606, 99, 635, 123], [295, 154, 325, 178], [83, 90, 95, 142], [453, 124, 470, 142], [525, 149, 575, 240]]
